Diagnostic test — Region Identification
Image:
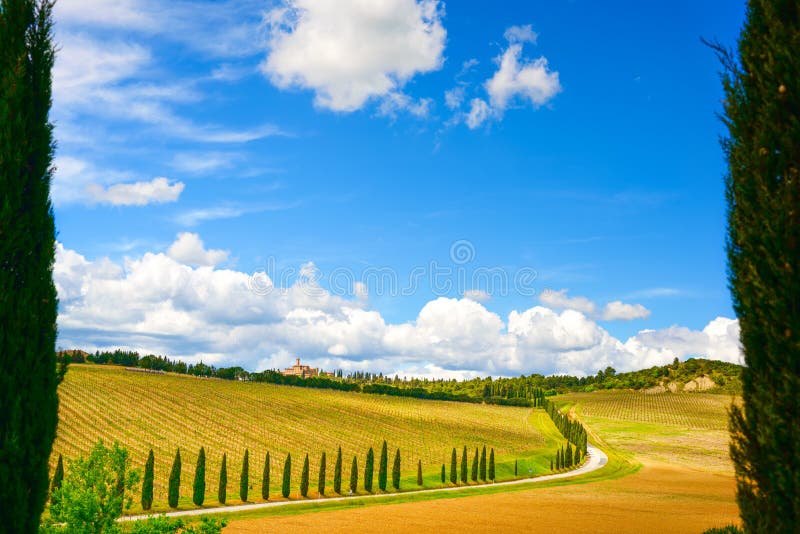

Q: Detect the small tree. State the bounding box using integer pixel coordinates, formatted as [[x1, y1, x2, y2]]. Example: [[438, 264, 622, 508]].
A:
[[565, 442, 572, 469], [141, 451, 155, 511], [168, 449, 181, 508], [261, 452, 270, 501], [50, 454, 64, 505], [239, 449, 249, 502], [441, 464, 445, 484], [318, 452, 326, 496], [471, 448, 478, 482], [349, 456, 358, 494], [550, 458, 553, 471], [391, 449, 400, 490], [281, 454, 291, 498], [417, 460, 423, 486], [479, 446, 487, 481], [333, 447, 342, 494], [378, 440, 388, 491], [488, 448, 495, 482], [300, 454, 309, 497], [460, 446, 468, 484], [450, 448, 457, 484], [514, 459, 518, 477], [218, 453, 227, 504], [364, 447, 374, 492], [193, 447, 206, 506], [574, 447, 581, 466]]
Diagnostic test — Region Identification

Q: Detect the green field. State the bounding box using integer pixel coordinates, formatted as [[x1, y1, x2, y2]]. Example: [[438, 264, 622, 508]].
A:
[[54, 364, 565, 513]]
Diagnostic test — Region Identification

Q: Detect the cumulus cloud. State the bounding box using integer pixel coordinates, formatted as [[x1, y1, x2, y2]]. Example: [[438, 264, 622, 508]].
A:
[[86, 177, 184, 206], [503, 24, 537, 44], [539, 289, 596, 315], [167, 233, 229, 267], [54, 242, 741, 378], [539, 289, 650, 322], [463, 289, 491, 302], [261, 0, 445, 112], [601, 301, 651, 321]]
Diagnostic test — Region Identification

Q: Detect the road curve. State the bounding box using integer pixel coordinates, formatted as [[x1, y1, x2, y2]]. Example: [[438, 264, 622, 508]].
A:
[[121, 444, 608, 522]]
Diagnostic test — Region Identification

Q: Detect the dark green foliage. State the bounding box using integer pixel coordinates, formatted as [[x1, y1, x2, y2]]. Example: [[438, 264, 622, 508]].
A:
[[543, 401, 588, 455], [479, 446, 487, 481], [114, 457, 126, 515], [514, 459, 518, 477], [0, 0, 59, 529], [142, 449, 154, 510], [488, 449, 495, 481], [218, 453, 227, 504], [300, 454, 309, 497], [318, 452, 326, 496], [471, 448, 479, 482], [128, 515, 227, 534], [565, 442, 573, 469], [392, 448, 401, 490], [168, 449, 181, 508], [261, 452, 270, 501], [281, 454, 291, 498], [239, 449, 249, 502], [378, 440, 388, 491], [460, 446, 468, 484], [709, 3, 800, 530], [350, 456, 358, 494], [441, 464, 445, 484], [334, 447, 342, 494], [193, 447, 206, 506], [364, 447, 374, 492], [701, 527, 744, 534], [450, 448, 457, 484], [550, 458, 553, 471], [574, 446, 581, 466], [50, 454, 64, 504], [417, 460, 423, 486]]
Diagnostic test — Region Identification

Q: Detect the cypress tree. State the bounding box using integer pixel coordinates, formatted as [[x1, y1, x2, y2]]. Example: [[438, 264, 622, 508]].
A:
[[50, 454, 64, 504], [142, 449, 154, 510], [417, 460, 423, 486], [113, 454, 126, 516], [350, 456, 358, 494], [0, 1, 60, 529], [364, 447, 374, 492], [574, 447, 581, 466], [471, 448, 479, 482], [488, 449, 495, 482], [218, 453, 227, 504], [261, 452, 270, 501], [239, 449, 249, 502], [392, 448, 400, 490], [449, 448, 457, 484], [460, 446, 468, 484], [441, 464, 445, 484], [300, 453, 309, 497], [378, 440, 388, 491], [550, 458, 553, 471], [479, 446, 487, 481], [168, 448, 181, 508], [708, 3, 800, 530], [514, 459, 518, 477], [333, 446, 342, 494], [193, 447, 206, 506], [281, 454, 291, 498], [566, 442, 572, 468], [318, 452, 326, 496]]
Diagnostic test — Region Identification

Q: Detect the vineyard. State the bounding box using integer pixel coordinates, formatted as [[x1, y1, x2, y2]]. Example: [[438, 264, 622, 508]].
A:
[[53, 364, 562, 512]]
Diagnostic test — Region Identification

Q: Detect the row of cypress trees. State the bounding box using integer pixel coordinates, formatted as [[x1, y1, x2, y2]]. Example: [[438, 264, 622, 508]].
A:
[[442, 445, 495, 484], [552, 442, 582, 471], [542, 399, 588, 455]]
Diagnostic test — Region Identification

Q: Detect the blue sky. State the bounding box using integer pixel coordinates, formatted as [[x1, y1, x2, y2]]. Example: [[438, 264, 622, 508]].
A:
[[52, 0, 746, 378]]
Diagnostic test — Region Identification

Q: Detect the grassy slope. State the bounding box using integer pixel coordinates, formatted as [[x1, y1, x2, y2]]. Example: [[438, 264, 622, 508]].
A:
[[55, 364, 563, 513]]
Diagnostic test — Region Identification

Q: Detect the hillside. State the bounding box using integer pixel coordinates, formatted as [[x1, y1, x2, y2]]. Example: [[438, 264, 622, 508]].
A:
[[54, 364, 564, 513]]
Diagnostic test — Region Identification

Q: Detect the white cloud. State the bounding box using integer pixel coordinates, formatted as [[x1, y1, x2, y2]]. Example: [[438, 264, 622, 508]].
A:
[[539, 289, 650, 322], [463, 289, 491, 302], [466, 98, 491, 129], [261, 0, 446, 112], [174, 202, 298, 227], [167, 233, 230, 267], [86, 177, 184, 206], [504, 24, 538, 44], [539, 289, 596, 315], [377, 92, 433, 119], [444, 87, 465, 110], [601, 301, 651, 321], [486, 44, 561, 111], [55, 242, 741, 378]]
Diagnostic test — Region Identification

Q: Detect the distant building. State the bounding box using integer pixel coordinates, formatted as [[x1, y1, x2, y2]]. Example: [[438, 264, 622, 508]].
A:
[[281, 358, 319, 378]]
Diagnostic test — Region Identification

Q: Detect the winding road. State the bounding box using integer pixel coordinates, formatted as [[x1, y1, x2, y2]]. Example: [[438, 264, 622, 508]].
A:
[[120, 444, 608, 522]]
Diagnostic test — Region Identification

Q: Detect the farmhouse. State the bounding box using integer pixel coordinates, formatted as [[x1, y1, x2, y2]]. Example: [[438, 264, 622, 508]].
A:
[[281, 358, 319, 378]]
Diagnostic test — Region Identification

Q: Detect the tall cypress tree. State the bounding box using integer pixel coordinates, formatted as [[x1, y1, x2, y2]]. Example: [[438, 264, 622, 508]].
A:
[[449, 448, 457, 484], [218, 453, 227, 504], [471, 448, 479, 482], [378, 440, 388, 491], [0, 1, 59, 530], [460, 446, 468, 484], [709, 2, 800, 530], [574, 447, 581, 466], [193, 447, 206, 506], [349, 456, 358, 494], [479, 446, 487, 481], [142, 449, 154, 510], [168, 448, 181, 508], [392, 448, 401, 490], [300, 453, 309, 497], [417, 460, 423, 486], [239, 449, 249, 502], [514, 459, 518, 477], [49, 454, 63, 505], [441, 464, 445, 484], [333, 446, 342, 494], [488, 449, 495, 482], [261, 452, 270, 501], [364, 447, 374, 492], [566, 442, 572, 468], [318, 452, 327, 496], [281, 454, 291, 498]]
